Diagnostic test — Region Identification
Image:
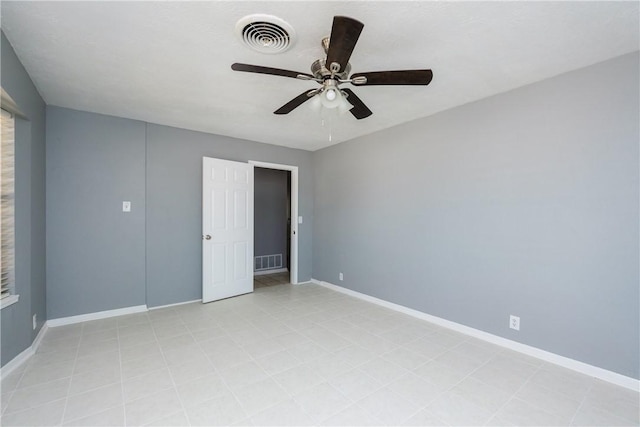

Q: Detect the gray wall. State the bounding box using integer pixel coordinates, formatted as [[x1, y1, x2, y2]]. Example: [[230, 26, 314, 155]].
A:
[[0, 31, 47, 366], [312, 52, 639, 379], [145, 124, 313, 307], [46, 108, 147, 318], [45, 109, 314, 316], [255, 167, 289, 269]]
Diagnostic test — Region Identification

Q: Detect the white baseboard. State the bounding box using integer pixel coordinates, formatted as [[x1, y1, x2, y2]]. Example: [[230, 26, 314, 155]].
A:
[[315, 279, 640, 392], [254, 268, 289, 276], [32, 321, 48, 353], [0, 322, 48, 380], [149, 299, 201, 310], [0, 346, 33, 380], [47, 304, 148, 327]]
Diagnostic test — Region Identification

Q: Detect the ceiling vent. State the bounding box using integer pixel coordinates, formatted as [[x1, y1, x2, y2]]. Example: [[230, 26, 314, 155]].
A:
[[235, 14, 295, 54]]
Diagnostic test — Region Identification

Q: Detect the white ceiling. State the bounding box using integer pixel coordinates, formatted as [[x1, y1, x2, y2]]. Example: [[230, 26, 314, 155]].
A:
[[2, 1, 638, 151]]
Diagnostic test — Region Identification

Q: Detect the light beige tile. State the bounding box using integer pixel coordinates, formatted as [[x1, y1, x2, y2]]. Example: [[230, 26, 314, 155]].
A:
[[434, 349, 486, 376], [68, 365, 121, 396], [125, 388, 184, 427], [121, 353, 167, 380], [242, 338, 285, 359], [292, 382, 351, 423], [119, 342, 162, 363], [516, 381, 582, 422], [380, 346, 431, 370], [387, 372, 441, 407], [402, 408, 448, 426], [356, 386, 420, 425], [80, 328, 118, 345], [168, 359, 215, 385], [328, 368, 383, 402], [272, 364, 325, 395], [157, 333, 196, 352], [331, 345, 376, 367], [175, 373, 230, 408], [529, 366, 593, 399], [81, 318, 118, 334], [64, 383, 123, 423], [63, 405, 125, 426], [17, 360, 74, 389], [152, 324, 189, 340], [123, 367, 174, 403], [305, 352, 356, 380], [4, 377, 70, 414], [233, 377, 288, 416], [426, 392, 493, 426], [186, 394, 246, 426], [144, 410, 189, 426], [496, 397, 564, 426], [450, 376, 513, 413], [0, 371, 24, 393], [161, 343, 208, 367], [76, 338, 119, 358], [571, 404, 637, 426], [402, 337, 449, 359], [583, 380, 640, 424], [286, 340, 329, 363], [218, 361, 269, 390], [470, 354, 538, 393], [0, 397, 66, 426], [73, 350, 120, 374], [254, 349, 300, 375], [321, 404, 385, 426], [358, 357, 410, 385]]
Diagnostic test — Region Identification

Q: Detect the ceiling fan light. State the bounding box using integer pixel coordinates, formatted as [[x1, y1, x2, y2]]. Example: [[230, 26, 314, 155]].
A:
[[309, 94, 322, 111], [320, 88, 342, 109]]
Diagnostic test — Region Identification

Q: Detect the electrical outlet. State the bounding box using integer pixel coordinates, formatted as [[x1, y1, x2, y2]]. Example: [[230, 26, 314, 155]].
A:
[[32, 314, 37, 330], [339, 272, 344, 281], [122, 201, 131, 212], [509, 315, 520, 331]]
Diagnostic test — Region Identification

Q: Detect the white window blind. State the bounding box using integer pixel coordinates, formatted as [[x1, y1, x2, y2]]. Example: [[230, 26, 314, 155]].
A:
[[1, 108, 15, 300]]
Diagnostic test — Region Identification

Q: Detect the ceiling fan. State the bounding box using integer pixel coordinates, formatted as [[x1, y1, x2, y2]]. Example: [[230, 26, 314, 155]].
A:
[[231, 16, 433, 120]]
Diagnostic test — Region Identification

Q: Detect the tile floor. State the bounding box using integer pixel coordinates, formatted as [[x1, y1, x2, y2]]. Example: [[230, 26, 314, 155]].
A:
[[1, 282, 638, 426], [253, 272, 290, 289]]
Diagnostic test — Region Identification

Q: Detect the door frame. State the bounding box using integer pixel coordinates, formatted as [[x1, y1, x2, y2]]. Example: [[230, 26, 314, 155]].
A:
[[249, 161, 299, 285]]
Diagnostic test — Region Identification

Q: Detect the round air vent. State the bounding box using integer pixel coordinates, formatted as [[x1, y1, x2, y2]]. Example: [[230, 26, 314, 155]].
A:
[[235, 14, 295, 54]]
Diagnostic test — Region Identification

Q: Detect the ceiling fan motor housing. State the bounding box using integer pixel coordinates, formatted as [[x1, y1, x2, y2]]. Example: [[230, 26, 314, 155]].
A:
[[311, 58, 351, 80]]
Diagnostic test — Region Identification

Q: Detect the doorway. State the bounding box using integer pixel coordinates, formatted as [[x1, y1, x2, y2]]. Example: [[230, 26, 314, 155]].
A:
[[249, 161, 299, 285]]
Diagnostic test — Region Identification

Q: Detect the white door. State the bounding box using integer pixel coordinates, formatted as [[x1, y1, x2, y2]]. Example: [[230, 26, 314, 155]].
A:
[[202, 157, 254, 303]]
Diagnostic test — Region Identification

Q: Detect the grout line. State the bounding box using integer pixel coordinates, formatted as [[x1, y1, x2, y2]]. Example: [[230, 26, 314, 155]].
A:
[[146, 309, 191, 426], [58, 323, 83, 425]]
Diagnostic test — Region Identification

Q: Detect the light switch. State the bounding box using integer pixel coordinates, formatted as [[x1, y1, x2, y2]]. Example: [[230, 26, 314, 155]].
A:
[[122, 201, 131, 212], [298, 216, 303, 224]]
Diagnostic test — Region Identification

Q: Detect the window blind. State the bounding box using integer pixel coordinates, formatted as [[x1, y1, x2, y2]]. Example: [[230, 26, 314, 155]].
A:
[[1, 108, 15, 300]]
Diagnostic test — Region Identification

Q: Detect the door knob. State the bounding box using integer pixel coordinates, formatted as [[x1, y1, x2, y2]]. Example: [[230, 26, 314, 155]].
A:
[[203, 234, 212, 240]]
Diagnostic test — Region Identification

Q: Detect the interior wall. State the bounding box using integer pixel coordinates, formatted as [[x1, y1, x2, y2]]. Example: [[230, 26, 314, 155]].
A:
[[312, 52, 639, 379], [0, 31, 47, 366], [145, 124, 313, 307], [46, 107, 147, 319], [254, 168, 289, 270]]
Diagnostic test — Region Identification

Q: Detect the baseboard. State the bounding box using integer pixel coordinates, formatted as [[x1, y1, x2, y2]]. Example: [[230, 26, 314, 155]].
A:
[[0, 346, 33, 380], [0, 322, 48, 380], [32, 322, 48, 353], [47, 304, 148, 327], [254, 268, 289, 276], [315, 279, 640, 392], [148, 299, 201, 310]]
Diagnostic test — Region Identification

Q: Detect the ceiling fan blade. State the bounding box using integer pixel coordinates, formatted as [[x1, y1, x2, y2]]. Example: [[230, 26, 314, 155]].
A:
[[342, 88, 372, 119], [326, 16, 364, 73], [274, 91, 315, 115], [350, 70, 433, 86], [231, 63, 314, 80]]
